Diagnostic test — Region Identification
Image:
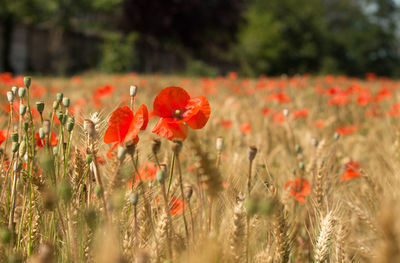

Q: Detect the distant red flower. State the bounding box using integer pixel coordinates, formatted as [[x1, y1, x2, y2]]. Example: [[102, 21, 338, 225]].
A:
[[340, 161, 361, 181], [93, 84, 114, 108], [328, 92, 349, 106], [292, 108, 308, 119], [314, 120, 325, 128], [220, 120, 233, 129], [261, 108, 270, 116], [284, 178, 311, 203], [135, 161, 158, 182], [272, 112, 285, 123], [169, 196, 186, 215], [35, 131, 58, 148], [152, 86, 210, 140], [0, 130, 6, 147], [375, 88, 392, 102], [240, 123, 251, 134], [267, 93, 291, 103], [335, 125, 356, 136], [104, 105, 148, 158]]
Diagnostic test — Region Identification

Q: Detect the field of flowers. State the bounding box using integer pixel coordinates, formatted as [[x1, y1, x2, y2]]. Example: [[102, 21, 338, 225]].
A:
[[0, 72, 399, 262]]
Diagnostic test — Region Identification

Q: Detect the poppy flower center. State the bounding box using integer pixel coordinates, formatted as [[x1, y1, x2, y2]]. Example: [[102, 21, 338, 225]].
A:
[[173, 109, 183, 119]]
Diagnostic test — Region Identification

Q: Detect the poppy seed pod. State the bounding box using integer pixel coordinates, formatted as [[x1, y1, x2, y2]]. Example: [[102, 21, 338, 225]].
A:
[[56, 93, 63, 103], [184, 184, 193, 200], [36, 101, 45, 114], [18, 87, 26, 98], [12, 142, 19, 153], [172, 139, 183, 154], [66, 117, 75, 132], [43, 119, 51, 135], [19, 104, 27, 116], [11, 86, 18, 95], [11, 132, 18, 142], [7, 91, 14, 103], [23, 122, 29, 132], [156, 170, 166, 184], [56, 110, 64, 123], [247, 146, 258, 161], [151, 138, 161, 154], [39, 128, 45, 140], [130, 85, 137, 97], [129, 192, 139, 206], [53, 101, 59, 110], [24, 76, 31, 89], [62, 97, 70, 108], [83, 119, 96, 138], [117, 145, 127, 162], [216, 137, 224, 152]]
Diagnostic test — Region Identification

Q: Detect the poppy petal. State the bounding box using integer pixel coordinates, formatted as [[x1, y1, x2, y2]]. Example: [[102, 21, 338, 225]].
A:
[[124, 104, 148, 143], [152, 118, 188, 141], [104, 106, 134, 144], [153, 87, 190, 118], [183, 96, 211, 129]]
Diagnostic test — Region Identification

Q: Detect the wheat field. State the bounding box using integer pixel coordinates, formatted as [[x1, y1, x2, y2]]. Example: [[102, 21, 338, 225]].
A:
[[0, 72, 399, 263]]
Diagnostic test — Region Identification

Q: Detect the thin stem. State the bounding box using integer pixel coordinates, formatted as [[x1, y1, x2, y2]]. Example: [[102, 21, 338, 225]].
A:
[[175, 154, 190, 243], [167, 153, 176, 197]]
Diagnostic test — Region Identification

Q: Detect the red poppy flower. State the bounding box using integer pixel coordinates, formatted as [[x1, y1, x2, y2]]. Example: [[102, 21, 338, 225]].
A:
[[272, 112, 285, 124], [335, 125, 356, 136], [0, 130, 6, 147], [314, 120, 325, 128], [104, 105, 148, 158], [261, 108, 270, 116], [152, 86, 210, 141], [169, 196, 186, 215], [135, 161, 158, 182], [284, 178, 311, 203], [266, 93, 291, 103], [220, 120, 233, 129], [93, 84, 114, 108], [292, 108, 308, 119], [240, 123, 251, 134], [328, 92, 349, 106], [35, 131, 58, 148], [340, 161, 361, 181]]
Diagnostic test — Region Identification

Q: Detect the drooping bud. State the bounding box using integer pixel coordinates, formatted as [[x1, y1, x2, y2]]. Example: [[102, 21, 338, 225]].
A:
[[130, 85, 138, 97], [247, 146, 258, 161], [151, 138, 161, 155], [171, 139, 183, 154], [62, 97, 70, 108], [18, 87, 26, 98], [19, 104, 27, 116], [7, 91, 14, 103], [184, 184, 193, 200], [24, 76, 31, 89], [216, 137, 224, 152], [36, 101, 45, 114], [43, 119, 51, 135]]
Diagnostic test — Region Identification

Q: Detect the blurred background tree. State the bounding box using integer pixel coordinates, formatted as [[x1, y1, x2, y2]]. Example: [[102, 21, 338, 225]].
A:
[[1, 0, 399, 77]]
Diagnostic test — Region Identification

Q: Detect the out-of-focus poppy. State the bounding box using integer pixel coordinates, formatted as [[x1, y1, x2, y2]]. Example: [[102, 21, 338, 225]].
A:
[[284, 178, 311, 203], [314, 120, 325, 128], [0, 130, 6, 147], [104, 105, 148, 158], [169, 196, 185, 215], [261, 108, 270, 116], [267, 93, 291, 103], [220, 120, 233, 129], [240, 123, 251, 134], [152, 86, 210, 141], [335, 125, 356, 136], [340, 161, 361, 181], [292, 108, 309, 119], [35, 131, 58, 148]]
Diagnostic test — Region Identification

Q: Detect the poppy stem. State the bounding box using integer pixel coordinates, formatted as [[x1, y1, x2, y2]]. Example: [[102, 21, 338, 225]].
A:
[[160, 182, 173, 259], [176, 153, 190, 245], [167, 153, 176, 197]]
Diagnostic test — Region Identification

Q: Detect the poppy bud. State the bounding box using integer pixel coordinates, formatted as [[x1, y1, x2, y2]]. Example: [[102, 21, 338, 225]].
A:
[[129, 192, 139, 206], [11, 132, 18, 142], [151, 138, 161, 154], [18, 87, 26, 98], [12, 142, 19, 153], [295, 144, 302, 154], [66, 117, 74, 132], [56, 93, 63, 103], [125, 141, 136, 156], [156, 170, 166, 184], [283, 109, 290, 117], [172, 139, 183, 154], [43, 119, 51, 135], [11, 86, 18, 95], [117, 145, 127, 162], [247, 145, 257, 161], [23, 122, 29, 132], [7, 91, 14, 103], [86, 154, 93, 164], [62, 97, 70, 108], [19, 140, 26, 157], [36, 101, 45, 114], [19, 104, 27, 116], [216, 137, 224, 152], [39, 128, 45, 140], [83, 119, 96, 138], [24, 76, 31, 89], [53, 101, 59, 110], [184, 184, 193, 200], [130, 85, 138, 97]]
